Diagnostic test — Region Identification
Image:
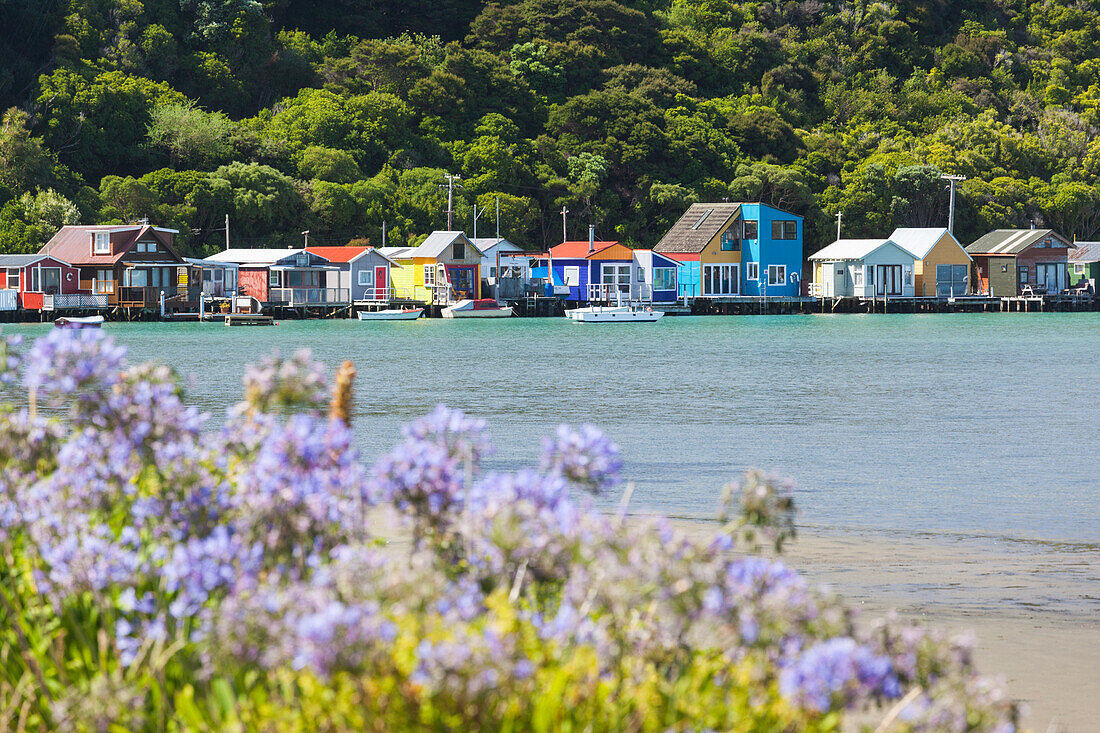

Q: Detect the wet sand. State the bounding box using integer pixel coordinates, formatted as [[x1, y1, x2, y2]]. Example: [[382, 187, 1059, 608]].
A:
[[703, 523, 1100, 732]]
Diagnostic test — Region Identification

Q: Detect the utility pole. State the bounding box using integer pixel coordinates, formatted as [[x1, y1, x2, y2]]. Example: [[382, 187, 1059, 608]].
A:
[[495, 196, 500, 239], [560, 205, 569, 243], [443, 174, 461, 230], [472, 204, 482, 240], [225, 214, 230, 251], [382, 220, 387, 247], [941, 174, 966, 234], [836, 211, 843, 241]]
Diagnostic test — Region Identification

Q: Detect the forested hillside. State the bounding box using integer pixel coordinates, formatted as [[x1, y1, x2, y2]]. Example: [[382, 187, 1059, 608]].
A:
[[1, 0, 1099, 256]]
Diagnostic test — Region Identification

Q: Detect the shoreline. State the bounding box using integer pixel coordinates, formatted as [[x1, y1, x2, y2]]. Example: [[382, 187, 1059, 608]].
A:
[[669, 518, 1100, 732]]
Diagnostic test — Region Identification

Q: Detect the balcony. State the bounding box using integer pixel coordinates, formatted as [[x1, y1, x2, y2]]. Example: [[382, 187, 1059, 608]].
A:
[[118, 286, 162, 308], [268, 288, 350, 306], [44, 293, 110, 310]]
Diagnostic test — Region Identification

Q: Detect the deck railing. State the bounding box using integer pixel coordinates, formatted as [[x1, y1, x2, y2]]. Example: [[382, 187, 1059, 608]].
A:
[[587, 283, 632, 302], [46, 293, 110, 310], [808, 282, 823, 297], [0, 290, 16, 312], [269, 287, 350, 306]]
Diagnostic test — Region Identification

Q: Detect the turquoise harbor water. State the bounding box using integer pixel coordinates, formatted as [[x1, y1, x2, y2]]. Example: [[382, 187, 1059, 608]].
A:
[[8, 313, 1100, 545]]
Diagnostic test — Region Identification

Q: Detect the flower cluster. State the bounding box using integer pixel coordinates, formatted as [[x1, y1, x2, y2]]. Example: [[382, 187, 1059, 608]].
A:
[[540, 423, 622, 493], [0, 329, 1021, 733], [241, 348, 329, 414]]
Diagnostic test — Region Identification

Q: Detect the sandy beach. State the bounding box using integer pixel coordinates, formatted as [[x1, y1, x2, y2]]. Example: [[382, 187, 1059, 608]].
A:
[[717, 523, 1100, 732]]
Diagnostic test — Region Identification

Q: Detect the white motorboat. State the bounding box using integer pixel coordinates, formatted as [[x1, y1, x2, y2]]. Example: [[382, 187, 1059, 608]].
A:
[[571, 305, 663, 323], [441, 299, 513, 318], [54, 315, 104, 328], [357, 308, 423, 321]]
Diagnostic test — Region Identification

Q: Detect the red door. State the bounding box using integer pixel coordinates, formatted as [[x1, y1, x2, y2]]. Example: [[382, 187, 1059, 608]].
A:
[[375, 266, 387, 299]]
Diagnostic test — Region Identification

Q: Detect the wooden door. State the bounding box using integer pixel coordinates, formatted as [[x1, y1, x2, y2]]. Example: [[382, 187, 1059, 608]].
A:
[[375, 266, 387, 299]]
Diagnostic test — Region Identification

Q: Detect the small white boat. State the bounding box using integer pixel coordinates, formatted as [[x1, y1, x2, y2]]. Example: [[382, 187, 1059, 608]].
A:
[[441, 299, 513, 318], [357, 308, 423, 321], [54, 315, 104, 328], [571, 305, 663, 323]]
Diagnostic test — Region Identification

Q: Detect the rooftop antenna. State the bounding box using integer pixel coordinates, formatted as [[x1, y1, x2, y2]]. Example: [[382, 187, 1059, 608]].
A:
[[301, 230, 310, 249], [225, 214, 230, 251], [472, 203, 482, 240], [836, 211, 843, 241], [941, 174, 966, 233], [560, 204, 569, 243]]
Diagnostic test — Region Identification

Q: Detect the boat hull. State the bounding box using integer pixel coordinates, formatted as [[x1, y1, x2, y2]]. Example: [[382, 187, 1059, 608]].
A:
[[54, 315, 104, 328], [441, 307, 513, 318], [358, 309, 423, 321], [573, 308, 663, 323]]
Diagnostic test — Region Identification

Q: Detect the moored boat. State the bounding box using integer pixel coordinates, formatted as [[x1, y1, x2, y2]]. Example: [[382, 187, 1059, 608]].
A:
[[441, 299, 513, 318], [357, 308, 423, 321], [571, 305, 663, 323], [54, 315, 104, 328]]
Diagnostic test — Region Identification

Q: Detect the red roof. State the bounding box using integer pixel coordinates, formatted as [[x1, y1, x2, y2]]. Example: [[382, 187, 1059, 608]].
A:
[[40, 225, 178, 266], [305, 246, 368, 263], [549, 240, 619, 259]]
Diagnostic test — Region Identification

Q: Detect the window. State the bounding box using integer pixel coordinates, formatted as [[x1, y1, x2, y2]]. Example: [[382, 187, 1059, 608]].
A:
[[269, 270, 280, 286], [488, 266, 498, 279], [720, 230, 740, 251], [563, 266, 580, 286], [702, 264, 739, 296], [767, 264, 787, 286], [653, 268, 677, 291], [93, 232, 110, 254], [743, 220, 758, 239], [423, 264, 436, 287], [602, 263, 631, 292], [866, 266, 874, 285], [904, 267, 912, 286], [746, 262, 759, 280], [93, 269, 114, 294], [151, 268, 162, 287], [1018, 266, 1029, 284], [358, 269, 373, 287], [123, 268, 149, 287], [213, 269, 223, 282], [853, 266, 863, 286], [452, 241, 465, 260], [771, 220, 798, 240], [6, 269, 18, 289], [1075, 263, 1085, 275]]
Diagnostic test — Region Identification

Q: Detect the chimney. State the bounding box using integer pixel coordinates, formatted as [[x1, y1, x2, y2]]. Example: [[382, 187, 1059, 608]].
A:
[[588, 224, 595, 253]]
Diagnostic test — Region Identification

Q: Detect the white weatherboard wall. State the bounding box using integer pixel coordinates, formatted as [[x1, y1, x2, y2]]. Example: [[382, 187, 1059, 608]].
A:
[[858, 243, 916, 297]]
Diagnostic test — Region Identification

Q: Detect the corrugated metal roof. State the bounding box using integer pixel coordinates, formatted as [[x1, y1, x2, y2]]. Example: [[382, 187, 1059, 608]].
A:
[[412, 231, 482, 258], [41, 224, 178, 266], [206, 248, 307, 266], [653, 203, 741, 254], [471, 237, 523, 253], [965, 229, 1067, 255], [1068, 241, 1100, 263], [549, 240, 618, 259], [889, 228, 957, 259], [808, 239, 899, 260], [377, 247, 414, 259], [0, 254, 53, 267], [305, 246, 368, 263]]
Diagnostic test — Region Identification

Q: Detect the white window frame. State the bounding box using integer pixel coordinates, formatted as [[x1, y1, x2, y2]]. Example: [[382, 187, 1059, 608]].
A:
[[93, 268, 114, 294], [745, 262, 759, 281], [358, 269, 373, 287], [563, 266, 580, 286], [767, 264, 786, 286], [601, 263, 631, 290], [422, 264, 435, 287], [1073, 263, 1084, 275], [93, 232, 110, 254], [853, 266, 863, 286], [6, 268, 19, 289], [1018, 266, 1029, 284], [702, 263, 739, 296]]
